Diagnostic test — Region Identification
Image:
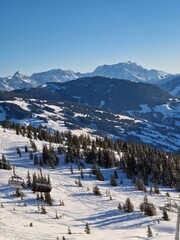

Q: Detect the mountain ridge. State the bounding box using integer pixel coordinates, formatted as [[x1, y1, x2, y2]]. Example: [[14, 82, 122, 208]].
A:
[[0, 61, 175, 92]]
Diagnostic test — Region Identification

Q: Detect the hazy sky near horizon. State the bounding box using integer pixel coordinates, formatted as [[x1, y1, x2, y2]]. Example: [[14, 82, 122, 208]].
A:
[[0, 0, 180, 76]]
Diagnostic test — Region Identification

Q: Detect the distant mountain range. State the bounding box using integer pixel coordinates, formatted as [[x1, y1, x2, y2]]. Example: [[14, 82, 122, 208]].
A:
[[1, 61, 179, 96]]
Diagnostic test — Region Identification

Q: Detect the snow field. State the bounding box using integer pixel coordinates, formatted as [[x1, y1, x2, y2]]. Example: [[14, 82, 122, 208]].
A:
[[0, 126, 179, 240]]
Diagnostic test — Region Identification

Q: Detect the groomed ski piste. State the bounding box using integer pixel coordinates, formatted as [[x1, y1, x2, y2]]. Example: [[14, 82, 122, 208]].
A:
[[0, 126, 179, 240]]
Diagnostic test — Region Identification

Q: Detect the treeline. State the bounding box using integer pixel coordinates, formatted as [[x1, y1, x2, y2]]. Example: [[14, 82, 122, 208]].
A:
[[1, 120, 180, 191]]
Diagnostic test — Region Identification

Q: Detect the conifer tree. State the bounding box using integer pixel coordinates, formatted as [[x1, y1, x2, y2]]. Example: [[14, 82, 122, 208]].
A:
[[93, 185, 101, 196], [41, 205, 47, 214], [147, 225, 153, 237], [118, 202, 122, 210], [123, 198, 134, 212], [85, 222, 90, 234], [162, 210, 169, 221], [16, 147, 21, 157], [25, 145, 28, 152], [96, 168, 104, 181], [110, 175, 117, 186], [44, 192, 53, 206], [153, 181, 160, 194], [68, 227, 72, 234], [26, 170, 32, 187], [70, 165, 74, 174], [77, 179, 82, 187], [36, 193, 40, 200], [80, 169, 84, 178]]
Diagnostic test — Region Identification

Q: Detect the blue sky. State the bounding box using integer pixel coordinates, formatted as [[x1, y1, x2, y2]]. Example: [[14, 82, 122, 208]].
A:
[[0, 0, 180, 76]]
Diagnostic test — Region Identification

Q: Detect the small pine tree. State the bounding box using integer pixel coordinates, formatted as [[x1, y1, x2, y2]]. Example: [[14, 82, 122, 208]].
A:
[[147, 225, 153, 237], [110, 175, 117, 186], [70, 165, 74, 174], [16, 147, 21, 157], [85, 222, 90, 234], [77, 179, 82, 187], [25, 145, 28, 152], [96, 168, 104, 181], [68, 227, 72, 234], [162, 210, 169, 221], [55, 210, 59, 219], [166, 192, 170, 197], [80, 169, 84, 178], [153, 181, 160, 194], [44, 192, 53, 206], [140, 201, 156, 216], [36, 193, 40, 200], [123, 198, 134, 212], [26, 170, 32, 187], [15, 188, 24, 198], [41, 206, 47, 214], [149, 187, 153, 195], [93, 185, 101, 196], [118, 202, 122, 210]]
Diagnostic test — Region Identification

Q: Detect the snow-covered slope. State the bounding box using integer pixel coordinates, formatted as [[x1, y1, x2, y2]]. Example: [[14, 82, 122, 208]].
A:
[[157, 75, 180, 97], [0, 98, 179, 152], [0, 126, 179, 240]]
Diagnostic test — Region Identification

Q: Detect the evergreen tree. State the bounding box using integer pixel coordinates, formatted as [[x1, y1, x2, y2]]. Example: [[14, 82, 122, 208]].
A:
[[118, 202, 122, 210], [110, 174, 117, 186], [25, 145, 28, 152], [77, 179, 82, 187], [68, 227, 72, 234], [153, 181, 160, 194], [123, 198, 134, 212], [85, 222, 90, 234], [96, 168, 104, 181], [36, 193, 40, 200], [147, 225, 153, 238], [16, 147, 21, 157], [26, 170, 32, 187], [80, 169, 84, 178], [41, 205, 47, 214], [140, 201, 156, 216], [93, 185, 101, 196], [162, 210, 169, 221], [70, 165, 74, 174]]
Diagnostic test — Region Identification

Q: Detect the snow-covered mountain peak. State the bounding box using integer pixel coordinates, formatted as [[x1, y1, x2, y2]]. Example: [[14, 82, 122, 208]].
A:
[[89, 61, 170, 83], [12, 71, 29, 81]]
